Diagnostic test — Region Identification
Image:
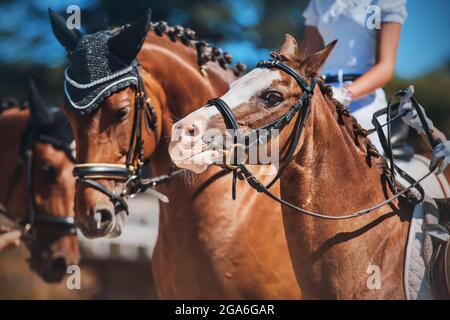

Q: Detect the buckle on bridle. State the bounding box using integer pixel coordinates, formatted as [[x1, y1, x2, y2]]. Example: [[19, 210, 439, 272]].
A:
[[120, 174, 140, 198], [224, 143, 248, 170]]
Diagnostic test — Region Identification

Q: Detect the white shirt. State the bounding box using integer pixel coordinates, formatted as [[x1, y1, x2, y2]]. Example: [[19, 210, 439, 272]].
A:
[[303, 0, 407, 76]]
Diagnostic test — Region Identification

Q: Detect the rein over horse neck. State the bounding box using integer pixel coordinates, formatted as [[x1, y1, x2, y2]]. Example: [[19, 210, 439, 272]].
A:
[[209, 59, 430, 219], [278, 83, 412, 298], [206, 58, 438, 298]]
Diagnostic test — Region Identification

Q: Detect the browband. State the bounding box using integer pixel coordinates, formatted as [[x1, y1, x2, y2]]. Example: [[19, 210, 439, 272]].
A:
[[256, 60, 316, 94]]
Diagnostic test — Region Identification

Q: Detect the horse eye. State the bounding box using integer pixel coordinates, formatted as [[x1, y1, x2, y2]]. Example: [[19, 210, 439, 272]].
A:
[[261, 91, 283, 107], [42, 164, 57, 183], [116, 106, 130, 121]]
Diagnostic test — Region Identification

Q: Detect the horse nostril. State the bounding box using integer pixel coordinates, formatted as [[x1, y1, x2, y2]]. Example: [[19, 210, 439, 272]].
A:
[[100, 209, 112, 223], [51, 257, 67, 275], [94, 208, 114, 228]]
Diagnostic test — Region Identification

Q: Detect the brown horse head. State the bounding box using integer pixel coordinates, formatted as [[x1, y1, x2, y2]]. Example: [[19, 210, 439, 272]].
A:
[[169, 34, 336, 171], [170, 36, 421, 299], [49, 7, 243, 239], [49, 9, 162, 238], [0, 81, 79, 283]]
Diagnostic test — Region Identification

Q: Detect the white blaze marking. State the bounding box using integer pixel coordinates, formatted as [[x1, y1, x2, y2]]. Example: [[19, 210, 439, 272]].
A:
[[221, 68, 282, 110], [169, 68, 282, 173], [176, 68, 282, 123]]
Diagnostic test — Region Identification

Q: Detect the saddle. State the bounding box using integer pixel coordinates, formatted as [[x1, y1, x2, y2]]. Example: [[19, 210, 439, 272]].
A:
[[424, 198, 450, 299]]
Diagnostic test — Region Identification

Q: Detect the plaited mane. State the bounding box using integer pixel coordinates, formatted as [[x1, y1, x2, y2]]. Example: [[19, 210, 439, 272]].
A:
[[317, 79, 381, 159], [0, 98, 27, 112], [270, 51, 379, 159], [149, 21, 246, 76]]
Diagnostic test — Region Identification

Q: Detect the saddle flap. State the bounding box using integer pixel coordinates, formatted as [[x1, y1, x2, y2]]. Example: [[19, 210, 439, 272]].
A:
[[424, 199, 449, 242], [446, 240, 450, 299], [428, 238, 450, 299], [435, 198, 450, 230], [423, 198, 450, 299]]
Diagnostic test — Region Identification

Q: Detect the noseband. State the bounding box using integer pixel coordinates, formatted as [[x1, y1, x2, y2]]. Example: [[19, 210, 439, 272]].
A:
[[2, 117, 77, 247], [72, 65, 159, 214]]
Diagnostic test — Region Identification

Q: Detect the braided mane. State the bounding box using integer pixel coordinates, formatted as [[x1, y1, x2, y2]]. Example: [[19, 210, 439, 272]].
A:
[[112, 21, 246, 76], [270, 52, 380, 159], [147, 21, 247, 76], [316, 79, 380, 159]]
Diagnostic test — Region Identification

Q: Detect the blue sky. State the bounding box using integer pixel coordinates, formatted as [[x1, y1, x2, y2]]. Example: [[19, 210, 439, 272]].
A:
[[0, 0, 448, 79], [221, 0, 450, 79], [396, 0, 450, 78]]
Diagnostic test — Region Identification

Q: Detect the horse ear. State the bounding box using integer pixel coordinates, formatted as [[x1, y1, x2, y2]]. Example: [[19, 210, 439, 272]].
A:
[[279, 34, 299, 61], [48, 8, 82, 52], [300, 40, 337, 77], [28, 79, 53, 127], [108, 10, 152, 64]]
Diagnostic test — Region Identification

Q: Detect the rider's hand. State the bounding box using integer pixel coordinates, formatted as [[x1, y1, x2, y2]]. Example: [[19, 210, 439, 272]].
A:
[[399, 85, 434, 134], [0, 230, 21, 251], [332, 86, 353, 107], [430, 141, 450, 175]]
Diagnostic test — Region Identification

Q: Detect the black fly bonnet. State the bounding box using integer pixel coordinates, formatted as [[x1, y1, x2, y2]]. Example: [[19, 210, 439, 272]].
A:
[[50, 9, 159, 216], [64, 30, 140, 115]]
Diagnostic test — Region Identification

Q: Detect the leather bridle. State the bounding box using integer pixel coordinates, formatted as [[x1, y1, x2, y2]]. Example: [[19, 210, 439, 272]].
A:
[[207, 59, 316, 200], [206, 58, 436, 220], [72, 64, 161, 215], [1, 119, 77, 247]]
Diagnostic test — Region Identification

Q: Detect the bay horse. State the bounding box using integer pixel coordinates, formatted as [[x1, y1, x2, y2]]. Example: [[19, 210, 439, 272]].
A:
[[169, 35, 450, 299], [0, 82, 79, 283], [49, 10, 299, 298]]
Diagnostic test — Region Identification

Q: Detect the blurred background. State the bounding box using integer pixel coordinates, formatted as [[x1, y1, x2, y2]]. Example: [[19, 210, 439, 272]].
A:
[[0, 0, 448, 133], [0, 0, 449, 299]]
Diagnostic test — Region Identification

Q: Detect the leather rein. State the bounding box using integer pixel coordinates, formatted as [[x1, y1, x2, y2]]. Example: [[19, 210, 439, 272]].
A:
[[72, 64, 184, 214], [1, 121, 77, 246], [207, 59, 436, 220]]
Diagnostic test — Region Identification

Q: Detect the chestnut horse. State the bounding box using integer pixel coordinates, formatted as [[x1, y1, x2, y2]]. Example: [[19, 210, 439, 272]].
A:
[[170, 35, 450, 299], [49, 10, 299, 298], [0, 83, 79, 283]]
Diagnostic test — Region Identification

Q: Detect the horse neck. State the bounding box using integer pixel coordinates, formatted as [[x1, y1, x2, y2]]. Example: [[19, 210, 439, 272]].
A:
[[283, 90, 386, 213], [0, 108, 29, 218], [139, 34, 236, 175], [280, 89, 408, 297]]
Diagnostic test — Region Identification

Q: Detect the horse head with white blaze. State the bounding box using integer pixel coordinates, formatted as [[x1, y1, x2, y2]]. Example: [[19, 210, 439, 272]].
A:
[[169, 34, 337, 175]]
